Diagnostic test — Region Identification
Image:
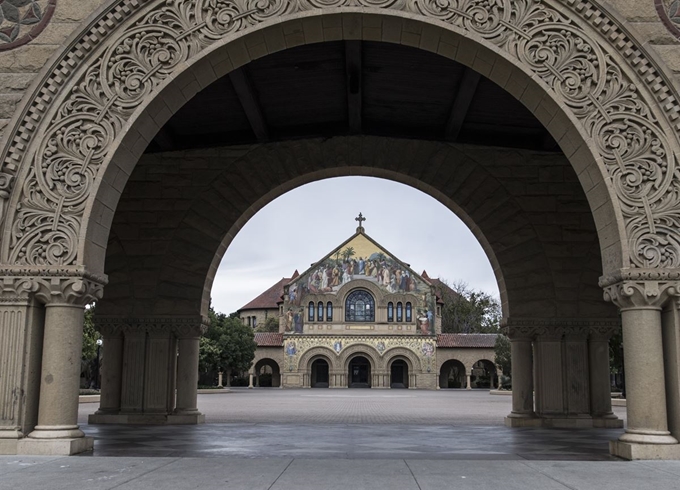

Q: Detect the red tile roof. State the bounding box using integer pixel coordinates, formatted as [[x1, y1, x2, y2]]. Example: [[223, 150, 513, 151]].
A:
[[437, 333, 498, 348], [239, 277, 290, 311], [254, 332, 283, 347]]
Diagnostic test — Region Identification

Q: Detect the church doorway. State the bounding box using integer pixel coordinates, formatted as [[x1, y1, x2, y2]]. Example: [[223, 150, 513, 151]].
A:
[[348, 356, 371, 388], [311, 359, 330, 388], [390, 360, 409, 389], [439, 360, 467, 389]]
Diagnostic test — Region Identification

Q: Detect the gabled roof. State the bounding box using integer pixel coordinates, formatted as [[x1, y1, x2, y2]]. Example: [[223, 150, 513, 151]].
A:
[[289, 229, 428, 291], [437, 333, 498, 348], [239, 277, 290, 311], [423, 271, 461, 305], [254, 333, 283, 347]]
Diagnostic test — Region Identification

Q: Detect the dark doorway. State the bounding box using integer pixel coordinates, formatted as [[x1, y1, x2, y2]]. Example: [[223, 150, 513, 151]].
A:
[[348, 356, 371, 388], [439, 359, 466, 389], [390, 360, 409, 389], [311, 359, 329, 388]]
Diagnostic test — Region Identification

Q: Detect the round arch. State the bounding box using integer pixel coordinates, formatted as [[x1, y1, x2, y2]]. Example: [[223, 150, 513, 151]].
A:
[[4, 0, 680, 287], [338, 344, 381, 372], [297, 346, 337, 373], [253, 358, 281, 388], [381, 347, 421, 372], [439, 359, 467, 389]]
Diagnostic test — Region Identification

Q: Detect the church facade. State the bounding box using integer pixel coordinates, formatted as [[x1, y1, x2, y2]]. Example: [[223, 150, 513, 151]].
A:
[[240, 217, 498, 390]]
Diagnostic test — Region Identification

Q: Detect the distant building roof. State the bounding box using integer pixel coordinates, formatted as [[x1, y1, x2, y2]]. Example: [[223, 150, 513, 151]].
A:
[[239, 277, 291, 311], [254, 332, 283, 347], [437, 333, 497, 348]]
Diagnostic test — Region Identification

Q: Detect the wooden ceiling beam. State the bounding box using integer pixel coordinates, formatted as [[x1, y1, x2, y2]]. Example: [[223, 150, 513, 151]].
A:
[[345, 40, 363, 134], [229, 67, 269, 142], [445, 67, 482, 142]]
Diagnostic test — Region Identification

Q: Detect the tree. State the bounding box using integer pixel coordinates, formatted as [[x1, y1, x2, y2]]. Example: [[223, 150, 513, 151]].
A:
[[436, 279, 501, 334], [200, 308, 257, 386], [341, 246, 355, 262], [494, 333, 511, 382], [255, 316, 279, 333], [81, 306, 100, 388]]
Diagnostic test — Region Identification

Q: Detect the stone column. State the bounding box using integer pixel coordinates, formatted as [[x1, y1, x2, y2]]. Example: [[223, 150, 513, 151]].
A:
[[505, 324, 536, 426], [218, 371, 223, 388], [604, 280, 680, 460], [589, 324, 621, 427], [534, 327, 565, 418], [89, 324, 124, 421], [172, 324, 205, 423], [465, 372, 471, 390], [0, 281, 45, 455], [20, 276, 105, 455], [248, 373, 254, 389]]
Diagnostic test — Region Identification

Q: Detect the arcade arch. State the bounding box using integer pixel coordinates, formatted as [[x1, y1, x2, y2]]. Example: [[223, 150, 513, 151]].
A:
[[0, 0, 678, 460]]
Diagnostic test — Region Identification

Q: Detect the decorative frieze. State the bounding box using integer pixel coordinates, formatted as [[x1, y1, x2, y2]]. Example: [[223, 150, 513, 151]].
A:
[[602, 280, 680, 310], [0, 0, 678, 275], [0, 269, 106, 306]]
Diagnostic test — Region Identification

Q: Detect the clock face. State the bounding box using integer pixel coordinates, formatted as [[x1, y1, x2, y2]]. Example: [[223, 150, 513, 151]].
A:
[[0, 0, 56, 52]]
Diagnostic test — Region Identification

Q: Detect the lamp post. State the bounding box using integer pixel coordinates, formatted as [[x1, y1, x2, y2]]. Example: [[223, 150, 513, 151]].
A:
[[95, 339, 103, 390]]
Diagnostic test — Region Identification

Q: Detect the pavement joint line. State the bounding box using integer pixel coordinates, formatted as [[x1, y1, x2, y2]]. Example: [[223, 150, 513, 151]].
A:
[[518, 460, 579, 490], [635, 460, 680, 478], [266, 458, 295, 490], [403, 459, 423, 490], [107, 457, 181, 489]]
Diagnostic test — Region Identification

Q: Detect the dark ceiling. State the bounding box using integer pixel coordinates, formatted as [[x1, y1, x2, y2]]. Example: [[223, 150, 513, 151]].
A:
[[147, 41, 558, 153]]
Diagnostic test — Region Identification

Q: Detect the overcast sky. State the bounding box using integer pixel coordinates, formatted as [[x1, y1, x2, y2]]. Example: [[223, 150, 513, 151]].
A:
[[211, 176, 499, 314]]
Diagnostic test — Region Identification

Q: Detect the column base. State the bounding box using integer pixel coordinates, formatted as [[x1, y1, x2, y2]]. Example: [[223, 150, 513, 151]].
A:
[[0, 439, 18, 455], [610, 440, 680, 460], [17, 437, 93, 455], [505, 416, 542, 427], [505, 415, 623, 428], [88, 412, 205, 425]]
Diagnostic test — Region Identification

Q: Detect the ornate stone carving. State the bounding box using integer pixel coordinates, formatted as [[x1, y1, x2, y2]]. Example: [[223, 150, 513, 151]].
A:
[[1, 0, 680, 274], [95, 316, 209, 336], [0, 271, 106, 306], [603, 280, 680, 309], [503, 317, 621, 340]]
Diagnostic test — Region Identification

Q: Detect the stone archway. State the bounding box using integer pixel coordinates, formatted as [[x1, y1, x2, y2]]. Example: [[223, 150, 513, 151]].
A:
[[0, 0, 679, 459]]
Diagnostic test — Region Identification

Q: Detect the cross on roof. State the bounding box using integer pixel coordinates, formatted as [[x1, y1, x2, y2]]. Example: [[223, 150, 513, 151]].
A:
[[355, 213, 366, 232]]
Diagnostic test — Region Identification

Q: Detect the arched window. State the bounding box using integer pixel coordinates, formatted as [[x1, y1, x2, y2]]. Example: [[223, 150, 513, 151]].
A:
[[405, 302, 412, 322], [327, 302, 333, 322], [387, 302, 394, 322], [397, 302, 403, 322], [308, 302, 315, 322], [318, 302, 324, 322], [345, 290, 375, 322]]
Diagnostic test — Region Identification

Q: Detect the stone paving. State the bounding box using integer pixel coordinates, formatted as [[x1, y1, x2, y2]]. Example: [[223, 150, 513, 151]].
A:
[[74, 389, 628, 460], [5, 390, 680, 489]]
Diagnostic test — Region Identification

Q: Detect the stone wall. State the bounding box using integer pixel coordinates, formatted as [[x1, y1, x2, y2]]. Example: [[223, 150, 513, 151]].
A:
[[240, 309, 276, 329]]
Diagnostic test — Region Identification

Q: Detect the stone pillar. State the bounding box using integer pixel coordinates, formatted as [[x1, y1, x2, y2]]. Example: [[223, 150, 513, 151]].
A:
[[662, 299, 680, 440], [91, 325, 124, 417], [0, 282, 45, 455], [604, 280, 680, 460], [505, 324, 536, 426], [248, 373, 254, 389], [175, 337, 200, 414], [589, 325, 621, 427], [534, 327, 565, 418], [19, 276, 105, 455], [119, 330, 146, 414], [218, 371, 223, 388], [171, 325, 204, 424], [465, 372, 471, 390]]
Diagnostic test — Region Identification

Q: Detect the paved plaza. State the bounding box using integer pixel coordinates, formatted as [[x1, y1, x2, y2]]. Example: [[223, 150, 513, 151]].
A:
[[5, 390, 679, 490]]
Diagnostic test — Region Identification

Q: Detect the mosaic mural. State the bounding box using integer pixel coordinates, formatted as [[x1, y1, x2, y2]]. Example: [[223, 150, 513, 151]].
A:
[[282, 232, 436, 335], [0, 0, 55, 51], [283, 336, 436, 374]]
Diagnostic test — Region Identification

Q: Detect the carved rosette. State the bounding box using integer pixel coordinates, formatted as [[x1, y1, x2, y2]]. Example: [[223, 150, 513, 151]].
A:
[[0, 0, 679, 275]]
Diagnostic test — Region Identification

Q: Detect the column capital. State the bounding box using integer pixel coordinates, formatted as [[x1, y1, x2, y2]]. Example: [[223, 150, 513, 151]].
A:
[[602, 280, 680, 310], [0, 267, 107, 306], [95, 316, 209, 337], [503, 318, 621, 341]]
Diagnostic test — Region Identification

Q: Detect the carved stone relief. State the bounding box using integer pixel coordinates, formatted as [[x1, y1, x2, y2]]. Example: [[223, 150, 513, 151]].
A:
[[0, 0, 679, 276], [0, 0, 56, 51]]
